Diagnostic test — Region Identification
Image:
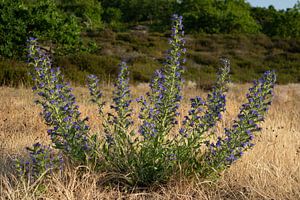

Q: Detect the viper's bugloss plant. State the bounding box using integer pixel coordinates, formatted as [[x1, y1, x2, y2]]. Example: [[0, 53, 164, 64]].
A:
[[21, 14, 276, 187]]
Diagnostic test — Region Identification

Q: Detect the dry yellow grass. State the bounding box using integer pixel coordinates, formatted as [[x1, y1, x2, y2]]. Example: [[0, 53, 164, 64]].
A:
[[0, 83, 299, 199]]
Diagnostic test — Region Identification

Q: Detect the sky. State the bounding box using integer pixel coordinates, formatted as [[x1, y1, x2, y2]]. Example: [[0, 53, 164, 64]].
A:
[[247, 0, 298, 10]]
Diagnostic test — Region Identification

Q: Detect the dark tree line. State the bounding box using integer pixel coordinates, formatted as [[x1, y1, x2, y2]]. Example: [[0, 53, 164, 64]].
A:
[[100, 0, 300, 37], [1, 0, 300, 58]]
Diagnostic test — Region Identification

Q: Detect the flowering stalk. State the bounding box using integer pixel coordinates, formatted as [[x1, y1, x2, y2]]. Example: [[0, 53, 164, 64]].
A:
[[28, 38, 93, 163], [180, 59, 230, 141], [174, 59, 230, 174], [133, 14, 186, 185], [139, 14, 185, 141], [204, 70, 276, 174], [111, 62, 133, 133], [101, 62, 135, 172], [198, 59, 230, 132], [87, 74, 105, 116]]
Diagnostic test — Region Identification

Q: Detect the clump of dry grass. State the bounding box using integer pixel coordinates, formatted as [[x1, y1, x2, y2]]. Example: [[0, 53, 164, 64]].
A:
[[0, 84, 299, 199]]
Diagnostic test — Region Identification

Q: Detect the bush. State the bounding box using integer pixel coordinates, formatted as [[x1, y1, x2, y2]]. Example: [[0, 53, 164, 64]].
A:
[[0, 0, 81, 58], [180, 0, 260, 34], [57, 0, 104, 31], [102, 7, 124, 31], [17, 15, 276, 187]]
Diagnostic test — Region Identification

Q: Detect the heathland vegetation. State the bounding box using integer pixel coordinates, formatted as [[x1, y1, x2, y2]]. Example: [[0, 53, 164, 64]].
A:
[[0, 2, 299, 199], [1, 0, 300, 87]]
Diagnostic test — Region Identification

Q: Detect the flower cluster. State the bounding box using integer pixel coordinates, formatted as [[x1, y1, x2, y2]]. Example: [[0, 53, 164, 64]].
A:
[[15, 143, 63, 180], [20, 15, 276, 186]]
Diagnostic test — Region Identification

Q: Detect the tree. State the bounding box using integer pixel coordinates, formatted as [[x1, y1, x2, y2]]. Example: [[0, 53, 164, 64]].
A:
[[251, 4, 300, 38], [179, 0, 259, 33]]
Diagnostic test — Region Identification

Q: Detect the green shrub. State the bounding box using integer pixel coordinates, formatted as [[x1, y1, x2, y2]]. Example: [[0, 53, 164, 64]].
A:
[[0, 0, 81, 58], [57, 0, 103, 31]]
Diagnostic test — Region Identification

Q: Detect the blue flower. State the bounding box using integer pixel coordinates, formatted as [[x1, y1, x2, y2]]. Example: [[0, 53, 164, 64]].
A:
[[27, 38, 93, 163], [206, 70, 276, 169]]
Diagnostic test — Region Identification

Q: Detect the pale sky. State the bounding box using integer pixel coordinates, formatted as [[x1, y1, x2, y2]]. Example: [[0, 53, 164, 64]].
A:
[[247, 0, 298, 10]]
